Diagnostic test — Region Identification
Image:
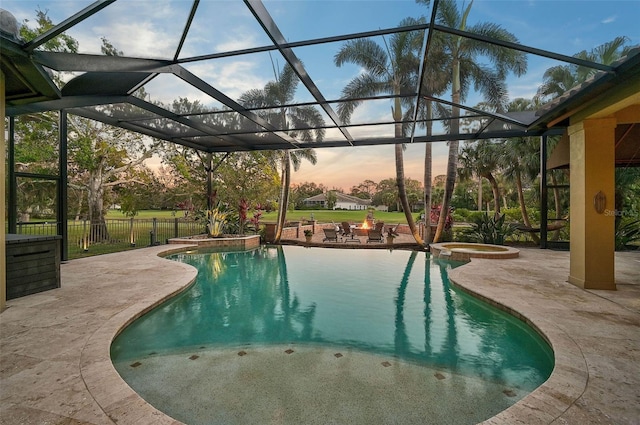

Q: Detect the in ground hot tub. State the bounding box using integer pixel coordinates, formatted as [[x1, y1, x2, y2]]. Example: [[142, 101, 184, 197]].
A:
[[430, 242, 519, 261]]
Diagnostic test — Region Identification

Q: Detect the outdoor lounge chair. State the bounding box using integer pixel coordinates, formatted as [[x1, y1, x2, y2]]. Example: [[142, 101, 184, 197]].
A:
[[322, 228, 340, 242], [341, 221, 360, 243], [366, 229, 384, 243]]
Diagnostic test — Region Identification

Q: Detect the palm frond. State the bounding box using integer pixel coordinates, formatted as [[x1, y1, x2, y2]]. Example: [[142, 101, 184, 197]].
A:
[[465, 22, 527, 78], [334, 39, 389, 77], [336, 73, 386, 123]]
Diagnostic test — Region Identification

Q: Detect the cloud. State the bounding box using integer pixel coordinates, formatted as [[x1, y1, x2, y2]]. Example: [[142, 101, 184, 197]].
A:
[[214, 27, 261, 52], [88, 21, 177, 58], [184, 60, 267, 102], [601, 15, 616, 24]]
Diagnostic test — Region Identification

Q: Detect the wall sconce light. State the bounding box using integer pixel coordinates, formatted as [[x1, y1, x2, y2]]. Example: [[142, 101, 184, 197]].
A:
[[593, 191, 606, 214]]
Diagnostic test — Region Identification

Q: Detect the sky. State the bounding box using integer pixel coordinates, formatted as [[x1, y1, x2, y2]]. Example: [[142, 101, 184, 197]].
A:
[[4, 0, 639, 192]]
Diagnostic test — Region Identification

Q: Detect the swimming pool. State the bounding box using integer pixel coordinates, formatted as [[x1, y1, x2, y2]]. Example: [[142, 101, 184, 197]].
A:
[[111, 246, 553, 424]]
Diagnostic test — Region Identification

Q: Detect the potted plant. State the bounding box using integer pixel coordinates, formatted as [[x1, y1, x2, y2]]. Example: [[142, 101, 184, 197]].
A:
[[304, 229, 313, 243], [386, 227, 398, 244]]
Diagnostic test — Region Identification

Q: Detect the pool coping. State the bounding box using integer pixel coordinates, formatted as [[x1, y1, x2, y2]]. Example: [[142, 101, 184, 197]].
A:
[[2, 244, 638, 424], [79, 244, 199, 425]]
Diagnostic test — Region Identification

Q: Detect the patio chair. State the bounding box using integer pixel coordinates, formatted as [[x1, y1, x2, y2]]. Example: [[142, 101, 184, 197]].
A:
[[322, 228, 340, 242], [366, 229, 384, 243], [374, 222, 385, 232], [341, 221, 360, 243]]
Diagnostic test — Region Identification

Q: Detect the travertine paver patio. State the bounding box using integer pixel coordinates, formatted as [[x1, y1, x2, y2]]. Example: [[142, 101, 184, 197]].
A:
[[0, 244, 638, 424]]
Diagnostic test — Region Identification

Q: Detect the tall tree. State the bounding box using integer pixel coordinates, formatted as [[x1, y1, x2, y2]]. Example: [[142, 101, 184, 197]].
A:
[[501, 98, 541, 239], [68, 115, 157, 238], [334, 17, 426, 246], [350, 179, 378, 199], [69, 38, 159, 239], [417, 27, 450, 242], [538, 36, 632, 102], [417, 0, 527, 242], [458, 140, 502, 215], [536, 36, 634, 240], [372, 178, 401, 210], [161, 97, 280, 213], [238, 64, 324, 242], [16, 12, 158, 239]]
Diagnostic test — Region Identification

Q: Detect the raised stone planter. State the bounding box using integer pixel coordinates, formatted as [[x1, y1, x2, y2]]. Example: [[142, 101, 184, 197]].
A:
[[168, 234, 260, 250]]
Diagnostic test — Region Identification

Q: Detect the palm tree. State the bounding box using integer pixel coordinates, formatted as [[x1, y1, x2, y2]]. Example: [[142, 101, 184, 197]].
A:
[[500, 98, 542, 240], [238, 64, 324, 242], [536, 65, 578, 102], [536, 37, 634, 240], [334, 17, 426, 246], [418, 39, 451, 242], [417, 0, 527, 242], [538, 36, 633, 101], [458, 140, 502, 216]]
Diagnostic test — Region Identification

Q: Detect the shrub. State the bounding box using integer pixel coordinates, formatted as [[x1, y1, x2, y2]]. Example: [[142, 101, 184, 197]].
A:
[[452, 208, 471, 222], [616, 219, 640, 250], [207, 205, 230, 237], [463, 212, 517, 245], [430, 205, 454, 229], [465, 210, 485, 223], [501, 207, 523, 223]]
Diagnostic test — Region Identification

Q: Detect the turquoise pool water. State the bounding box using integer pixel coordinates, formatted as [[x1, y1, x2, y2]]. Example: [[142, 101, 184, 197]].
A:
[[112, 246, 553, 424]]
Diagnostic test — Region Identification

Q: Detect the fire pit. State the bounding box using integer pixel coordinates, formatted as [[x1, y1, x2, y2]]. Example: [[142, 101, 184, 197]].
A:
[[353, 212, 375, 236], [353, 226, 369, 236]]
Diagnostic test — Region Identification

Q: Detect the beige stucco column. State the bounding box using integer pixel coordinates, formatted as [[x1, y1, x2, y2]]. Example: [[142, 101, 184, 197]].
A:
[[568, 117, 617, 290], [1, 70, 6, 311]]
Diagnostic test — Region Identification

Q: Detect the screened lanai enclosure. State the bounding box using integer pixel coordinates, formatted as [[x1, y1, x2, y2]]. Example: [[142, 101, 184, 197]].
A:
[[6, 0, 634, 149], [2, 1, 639, 283]]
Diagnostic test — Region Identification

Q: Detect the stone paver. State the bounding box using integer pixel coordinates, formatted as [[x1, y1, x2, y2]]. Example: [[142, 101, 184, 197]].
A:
[[0, 244, 638, 424]]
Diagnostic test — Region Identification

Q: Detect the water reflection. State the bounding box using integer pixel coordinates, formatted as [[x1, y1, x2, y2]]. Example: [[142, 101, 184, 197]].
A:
[[112, 246, 552, 390]]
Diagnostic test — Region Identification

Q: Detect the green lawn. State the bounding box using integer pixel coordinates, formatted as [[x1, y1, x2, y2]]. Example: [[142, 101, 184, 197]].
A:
[[106, 209, 187, 219], [106, 209, 411, 224]]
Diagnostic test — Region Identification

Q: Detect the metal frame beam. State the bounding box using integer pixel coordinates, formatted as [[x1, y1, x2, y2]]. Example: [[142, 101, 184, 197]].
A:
[[8, 117, 17, 233], [174, 0, 200, 61], [410, 0, 439, 143], [423, 95, 532, 127], [58, 111, 68, 261], [171, 65, 301, 148], [23, 0, 116, 52], [431, 23, 614, 73], [177, 23, 430, 64], [245, 0, 354, 145]]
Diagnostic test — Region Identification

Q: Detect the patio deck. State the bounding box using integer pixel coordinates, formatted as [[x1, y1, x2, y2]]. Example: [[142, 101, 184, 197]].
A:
[[281, 225, 421, 248], [0, 244, 638, 424]]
